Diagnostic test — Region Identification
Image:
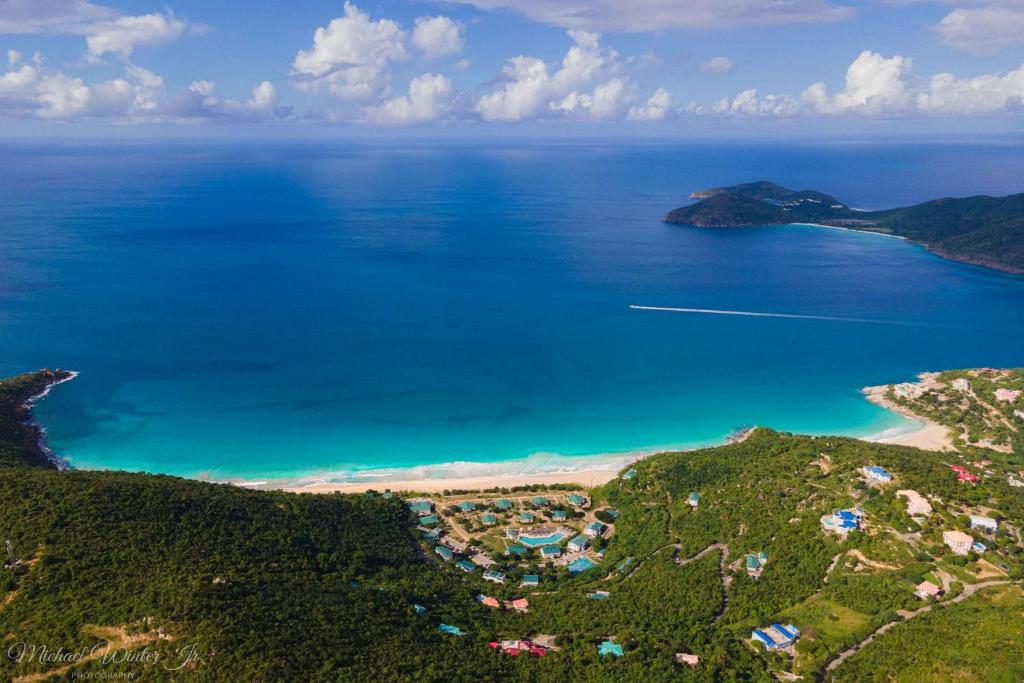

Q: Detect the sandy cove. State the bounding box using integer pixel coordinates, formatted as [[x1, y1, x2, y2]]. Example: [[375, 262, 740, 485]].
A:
[[861, 379, 956, 452]]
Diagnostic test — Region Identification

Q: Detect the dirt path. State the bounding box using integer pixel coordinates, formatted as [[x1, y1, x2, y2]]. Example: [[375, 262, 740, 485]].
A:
[[12, 624, 170, 683], [819, 580, 1011, 678]]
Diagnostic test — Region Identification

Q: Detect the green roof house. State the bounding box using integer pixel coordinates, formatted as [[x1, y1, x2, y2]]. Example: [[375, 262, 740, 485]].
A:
[[495, 499, 513, 510]]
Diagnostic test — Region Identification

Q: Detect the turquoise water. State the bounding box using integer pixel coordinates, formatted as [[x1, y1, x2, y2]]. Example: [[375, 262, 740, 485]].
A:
[[2, 141, 1024, 481], [518, 533, 567, 547]]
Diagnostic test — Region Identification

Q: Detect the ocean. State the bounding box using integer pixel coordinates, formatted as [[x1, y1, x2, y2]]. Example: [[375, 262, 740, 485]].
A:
[[2, 139, 1023, 482]]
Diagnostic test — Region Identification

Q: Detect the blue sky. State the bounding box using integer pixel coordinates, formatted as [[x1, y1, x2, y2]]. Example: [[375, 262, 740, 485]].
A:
[[1, 0, 1022, 135]]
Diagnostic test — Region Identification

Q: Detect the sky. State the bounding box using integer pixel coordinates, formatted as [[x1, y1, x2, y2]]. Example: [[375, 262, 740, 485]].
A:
[[0, 0, 1023, 136]]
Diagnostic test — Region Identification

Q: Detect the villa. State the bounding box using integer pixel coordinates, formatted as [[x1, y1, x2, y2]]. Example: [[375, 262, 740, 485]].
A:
[[943, 530, 974, 555], [435, 545, 453, 561], [745, 552, 768, 577], [531, 496, 550, 507], [488, 639, 546, 657], [456, 559, 477, 573], [480, 513, 498, 526], [495, 499, 513, 511], [584, 521, 607, 538], [598, 640, 624, 657], [541, 545, 561, 559], [821, 508, 862, 535], [915, 581, 944, 600], [477, 594, 501, 609], [510, 598, 529, 613], [751, 623, 800, 650], [458, 500, 476, 513], [567, 494, 587, 506], [861, 465, 893, 482], [969, 515, 998, 533], [519, 512, 536, 524], [521, 575, 539, 587], [483, 569, 506, 584], [408, 500, 433, 515], [567, 534, 590, 553], [507, 544, 527, 557], [551, 510, 568, 522], [687, 491, 700, 507], [951, 465, 980, 483], [897, 490, 932, 516], [622, 468, 637, 481]]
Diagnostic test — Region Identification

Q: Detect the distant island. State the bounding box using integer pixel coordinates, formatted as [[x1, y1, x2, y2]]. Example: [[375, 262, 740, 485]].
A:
[[664, 181, 1024, 274]]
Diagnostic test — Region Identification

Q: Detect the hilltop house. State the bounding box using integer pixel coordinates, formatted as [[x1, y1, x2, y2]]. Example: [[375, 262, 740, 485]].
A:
[[622, 468, 637, 481], [915, 581, 944, 600], [551, 510, 568, 522], [943, 530, 974, 555], [456, 559, 476, 573], [477, 594, 501, 609], [969, 515, 998, 533], [519, 512, 536, 524], [567, 534, 590, 553], [521, 574, 539, 587], [745, 551, 768, 577], [598, 640, 624, 657], [584, 521, 607, 538], [509, 598, 529, 613], [435, 545, 453, 561], [531, 496, 550, 507], [861, 465, 893, 482], [507, 544, 527, 557], [419, 514, 441, 526], [821, 509, 862, 535], [897, 490, 932, 516], [541, 545, 561, 559], [483, 569, 506, 584], [751, 624, 800, 651], [687, 491, 700, 507]]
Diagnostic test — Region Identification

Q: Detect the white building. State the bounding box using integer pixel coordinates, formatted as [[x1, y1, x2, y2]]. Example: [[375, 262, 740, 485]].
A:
[[943, 530, 973, 555], [897, 490, 932, 516], [969, 515, 998, 533]]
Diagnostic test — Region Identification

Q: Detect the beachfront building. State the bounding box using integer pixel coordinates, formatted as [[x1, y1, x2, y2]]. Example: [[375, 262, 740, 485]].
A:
[[861, 465, 893, 483], [435, 545, 453, 561], [944, 530, 974, 555], [567, 534, 590, 553], [897, 489, 933, 516], [480, 513, 498, 526], [821, 509, 862, 536], [483, 569, 506, 584], [584, 521, 607, 538], [751, 624, 800, 651], [915, 581, 944, 600], [495, 498, 513, 511], [567, 494, 587, 507], [687, 491, 700, 508], [531, 496, 550, 507], [969, 515, 998, 533], [541, 545, 561, 559], [408, 500, 434, 515], [598, 641, 624, 657], [521, 574, 539, 587], [458, 500, 477, 513], [456, 559, 476, 573]]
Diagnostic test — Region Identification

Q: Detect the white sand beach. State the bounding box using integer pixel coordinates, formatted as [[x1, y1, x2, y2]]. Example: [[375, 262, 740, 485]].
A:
[[287, 468, 621, 495]]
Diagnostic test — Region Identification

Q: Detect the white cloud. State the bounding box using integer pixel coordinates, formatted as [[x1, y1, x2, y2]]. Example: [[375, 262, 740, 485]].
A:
[[412, 16, 464, 59], [290, 2, 408, 99], [85, 11, 186, 59], [932, 6, 1024, 55], [801, 51, 913, 115], [446, 0, 855, 31], [916, 64, 1024, 114], [552, 77, 635, 119], [364, 72, 453, 124], [713, 88, 800, 116], [699, 56, 735, 75], [0, 0, 115, 33], [454, 58, 471, 71], [627, 87, 672, 120]]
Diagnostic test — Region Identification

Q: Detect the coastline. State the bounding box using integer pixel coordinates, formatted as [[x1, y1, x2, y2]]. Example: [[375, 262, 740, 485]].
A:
[[861, 377, 956, 452], [12, 369, 79, 470]]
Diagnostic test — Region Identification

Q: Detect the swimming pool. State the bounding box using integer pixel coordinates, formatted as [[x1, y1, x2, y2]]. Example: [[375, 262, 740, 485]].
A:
[[518, 532, 567, 547], [568, 557, 598, 575]]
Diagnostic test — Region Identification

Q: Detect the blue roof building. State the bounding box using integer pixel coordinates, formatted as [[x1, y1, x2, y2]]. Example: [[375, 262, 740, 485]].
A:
[[568, 556, 597, 575], [507, 544, 527, 556], [584, 521, 606, 538], [751, 623, 800, 650], [519, 512, 535, 523], [483, 569, 506, 584], [531, 496, 550, 506], [567, 534, 590, 552], [551, 510, 568, 521], [622, 468, 637, 480], [521, 574, 539, 587], [438, 624, 464, 636], [435, 545, 453, 561], [456, 559, 476, 572], [687, 491, 700, 507], [567, 494, 587, 506], [598, 640, 624, 657], [495, 498, 513, 510], [862, 465, 893, 482], [408, 500, 433, 514], [458, 500, 476, 513], [604, 508, 620, 519], [419, 514, 441, 526], [480, 513, 498, 525], [541, 545, 561, 558], [616, 557, 634, 574]]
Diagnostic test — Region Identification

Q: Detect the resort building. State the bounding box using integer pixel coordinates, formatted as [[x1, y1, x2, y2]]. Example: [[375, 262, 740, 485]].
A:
[[521, 575, 539, 587], [567, 534, 590, 553], [408, 500, 433, 515], [551, 510, 568, 522], [483, 569, 506, 584], [419, 514, 440, 526], [915, 581, 944, 600], [541, 545, 561, 559], [510, 598, 529, 613], [603, 508, 621, 520], [480, 513, 498, 526], [943, 530, 974, 555], [531, 496, 550, 507], [435, 545, 453, 561], [477, 594, 501, 609], [567, 494, 587, 507], [598, 640, 624, 657], [422, 527, 443, 540], [861, 465, 893, 482], [897, 490, 932, 516], [687, 491, 700, 507], [675, 653, 700, 668], [507, 544, 527, 557], [821, 509, 862, 535], [969, 515, 998, 533], [519, 512, 536, 524], [751, 623, 800, 651], [456, 559, 476, 573], [457, 500, 476, 513], [584, 521, 607, 538], [488, 639, 546, 657], [494, 498, 513, 511], [568, 556, 598, 575]]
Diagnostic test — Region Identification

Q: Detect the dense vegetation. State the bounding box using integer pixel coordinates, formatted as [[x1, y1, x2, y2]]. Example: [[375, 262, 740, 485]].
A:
[[663, 181, 1024, 273], [1, 371, 1022, 681]]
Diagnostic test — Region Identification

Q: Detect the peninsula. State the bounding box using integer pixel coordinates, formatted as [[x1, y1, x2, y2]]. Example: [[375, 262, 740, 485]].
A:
[[663, 181, 1024, 274]]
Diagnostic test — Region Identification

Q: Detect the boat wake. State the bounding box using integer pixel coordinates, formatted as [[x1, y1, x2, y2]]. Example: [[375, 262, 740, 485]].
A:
[[630, 305, 887, 324]]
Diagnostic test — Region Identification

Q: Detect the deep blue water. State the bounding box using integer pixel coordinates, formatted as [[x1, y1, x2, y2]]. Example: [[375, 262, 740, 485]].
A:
[[1, 140, 1023, 481]]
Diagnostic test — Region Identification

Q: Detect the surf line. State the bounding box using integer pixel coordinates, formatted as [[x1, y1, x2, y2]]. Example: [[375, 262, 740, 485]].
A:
[[629, 305, 888, 324]]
